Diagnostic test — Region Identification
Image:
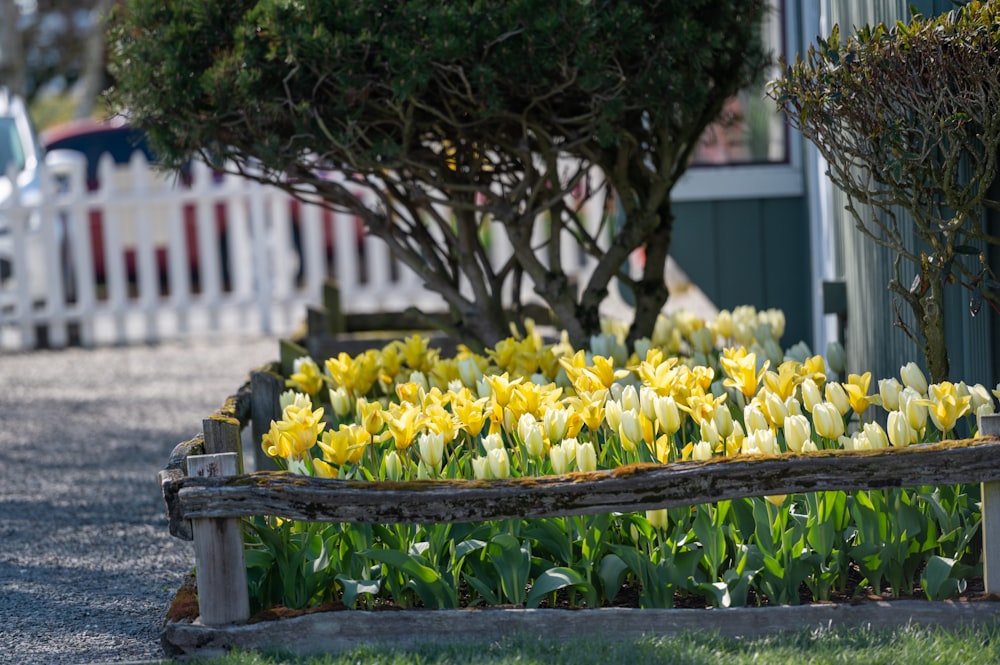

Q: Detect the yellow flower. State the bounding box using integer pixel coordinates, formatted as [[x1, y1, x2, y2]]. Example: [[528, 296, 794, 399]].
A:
[[743, 402, 770, 434], [919, 382, 971, 434], [483, 372, 523, 408], [276, 403, 326, 456], [549, 441, 572, 474], [721, 347, 768, 399], [418, 431, 445, 472], [862, 421, 889, 449], [636, 354, 681, 396], [328, 386, 354, 418], [312, 458, 338, 478], [783, 414, 811, 453], [542, 407, 569, 446], [824, 382, 851, 417], [384, 450, 403, 481], [472, 456, 490, 479], [395, 334, 438, 373], [841, 372, 876, 415], [646, 509, 669, 530], [261, 420, 292, 459], [518, 414, 546, 459], [488, 447, 511, 479], [583, 355, 631, 390], [812, 402, 845, 440], [900, 362, 929, 395], [318, 424, 368, 466], [287, 357, 324, 395], [576, 441, 598, 472], [799, 377, 823, 413], [618, 409, 644, 452], [452, 394, 489, 438], [762, 361, 801, 401], [761, 389, 789, 428], [356, 397, 385, 438], [423, 401, 460, 445], [574, 389, 607, 432], [887, 411, 915, 447], [386, 403, 424, 450], [878, 378, 903, 411]]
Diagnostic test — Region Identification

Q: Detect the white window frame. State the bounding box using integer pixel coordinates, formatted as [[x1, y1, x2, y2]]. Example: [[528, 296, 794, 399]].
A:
[[673, 0, 803, 202]]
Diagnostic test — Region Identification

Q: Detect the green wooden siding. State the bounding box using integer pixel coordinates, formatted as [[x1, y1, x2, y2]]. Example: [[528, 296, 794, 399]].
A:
[[671, 196, 812, 350]]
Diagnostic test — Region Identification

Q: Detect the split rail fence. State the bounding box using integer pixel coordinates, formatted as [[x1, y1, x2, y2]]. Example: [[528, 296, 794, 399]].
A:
[[0, 154, 616, 351]]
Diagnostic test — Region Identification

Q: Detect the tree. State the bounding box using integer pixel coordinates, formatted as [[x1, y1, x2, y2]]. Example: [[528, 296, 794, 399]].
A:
[[770, 1, 1000, 382], [108, 0, 768, 350]]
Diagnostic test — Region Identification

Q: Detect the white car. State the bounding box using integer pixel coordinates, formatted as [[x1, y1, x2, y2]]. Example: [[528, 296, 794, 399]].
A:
[[0, 87, 48, 307]]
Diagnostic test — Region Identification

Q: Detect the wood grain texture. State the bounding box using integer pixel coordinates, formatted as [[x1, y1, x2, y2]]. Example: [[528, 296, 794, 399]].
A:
[[170, 437, 1000, 525]]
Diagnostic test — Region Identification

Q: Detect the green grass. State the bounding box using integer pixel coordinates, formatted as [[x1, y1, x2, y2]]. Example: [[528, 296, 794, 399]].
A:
[[178, 623, 1000, 665]]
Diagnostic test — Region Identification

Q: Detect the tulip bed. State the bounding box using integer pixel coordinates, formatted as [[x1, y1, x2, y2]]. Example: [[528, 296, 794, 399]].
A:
[[244, 307, 987, 613]]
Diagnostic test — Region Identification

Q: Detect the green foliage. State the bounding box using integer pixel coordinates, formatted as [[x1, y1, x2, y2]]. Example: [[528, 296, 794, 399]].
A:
[[241, 485, 983, 613], [107, 0, 768, 349]]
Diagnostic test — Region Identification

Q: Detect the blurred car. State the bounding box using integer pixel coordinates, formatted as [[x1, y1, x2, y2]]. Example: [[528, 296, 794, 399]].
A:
[[41, 116, 221, 287], [0, 87, 47, 301]]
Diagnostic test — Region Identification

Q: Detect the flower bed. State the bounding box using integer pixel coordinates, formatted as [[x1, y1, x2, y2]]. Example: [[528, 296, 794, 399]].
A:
[[160, 307, 1000, 656]]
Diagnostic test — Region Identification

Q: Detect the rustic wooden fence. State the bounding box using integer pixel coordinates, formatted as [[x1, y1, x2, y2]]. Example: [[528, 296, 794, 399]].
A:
[[158, 367, 1000, 628]]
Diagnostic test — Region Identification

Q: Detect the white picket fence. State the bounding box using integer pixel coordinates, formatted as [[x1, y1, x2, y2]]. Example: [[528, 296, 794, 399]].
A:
[[0, 152, 618, 351]]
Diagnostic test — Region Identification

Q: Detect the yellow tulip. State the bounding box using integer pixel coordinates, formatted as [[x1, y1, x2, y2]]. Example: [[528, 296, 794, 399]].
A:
[[646, 508, 669, 530], [878, 378, 903, 411], [824, 382, 851, 417], [636, 355, 681, 396], [725, 421, 745, 457], [384, 450, 403, 481], [318, 424, 368, 466], [483, 372, 523, 408], [900, 362, 929, 395], [721, 347, 768, 398], [842, 372, 875, 415], [549, 442, 571, 474], [920, 382, 971, 434], [699, 419, 721, 447], [618, 409, 644, 452], [453, 394, 489, 438], [387, 404, 424, 450], [862, 421, 889, 449], [743, 402, 770, 434], [762, 389, 789, 428], [576, 441, 598, 472], [652, 394, 681, 435], [542, 407, 569, 445], [887, 411, 915, 447], [691, 440, 713, 461], [471, 456, 490, 480], [312, 458, 338, 478], [488, 447, 511, 479], [812, 402, 845, 440], [584, 355, 631, 390], [518, 414, 546, 459], [783, 414, 811, 453], [418, 431, 445, 472], [356, 397, 385, 438], [287, 357, 324, 395], [900, 387, 928, 432], [762, 361, 801, 401], [799, 377, 823, 413]]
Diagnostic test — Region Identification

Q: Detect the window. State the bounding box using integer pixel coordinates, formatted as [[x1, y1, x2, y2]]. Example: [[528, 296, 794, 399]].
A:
[[674, 0, 802, 201]]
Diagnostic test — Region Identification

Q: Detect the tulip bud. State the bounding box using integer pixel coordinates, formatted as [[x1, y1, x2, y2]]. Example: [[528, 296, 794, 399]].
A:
[[646, 508, 669, 530], [618, 409, 643, 452], [784, 341, 812, 364], [700, 419, 721, 447], [488, 447, 510, 479], [878, 378, 903, 412], [605, 399, 623, 432], [472, 455, 490, 480], [783, 414, 811, 453], [329, 386, 354, 418], [385, 450, 403, 481], [457, 357, 482, 387], [691, 440, 713, 461], [825, 382, 851, 416], [812, 402, 845, 440], [549, 442, 570, 474], [900, 362, 929, 395], [744, 403, 770, 434], [639, 386, 658, 422], [713, 404, 735, 439], [690, 327, 714, 355], [620, 385, 640, 413], [418, 431, 445, 471], [518, 414, 546, 459], [576, 441, 597, 472], [800, 378, 823, 414], [887, 411, 914, 447], [763, 390, 789, 428], [900, 387, 928, 432], [653, 394, 681, 435], [862, 421, 889, 449], [482, 431, 504, 452], [542, 408, 569, 446]]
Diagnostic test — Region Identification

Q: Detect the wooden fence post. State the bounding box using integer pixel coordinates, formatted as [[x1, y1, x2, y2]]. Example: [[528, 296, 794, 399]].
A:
[[251, 370, 284, 472], [979, 414, 1000, 594], [187, 452, 250, 625]]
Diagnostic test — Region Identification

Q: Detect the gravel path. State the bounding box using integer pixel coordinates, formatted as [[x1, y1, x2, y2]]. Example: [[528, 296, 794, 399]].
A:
[[0, 335, 279, 664]]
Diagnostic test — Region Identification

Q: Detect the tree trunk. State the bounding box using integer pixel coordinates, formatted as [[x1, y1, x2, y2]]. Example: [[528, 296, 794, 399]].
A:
[[917, 269, 950, 383], [627, 200, 673, 347]]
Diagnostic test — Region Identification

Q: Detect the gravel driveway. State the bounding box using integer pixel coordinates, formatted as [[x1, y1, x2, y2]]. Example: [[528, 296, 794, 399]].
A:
[[0, 335, 279, 664]]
